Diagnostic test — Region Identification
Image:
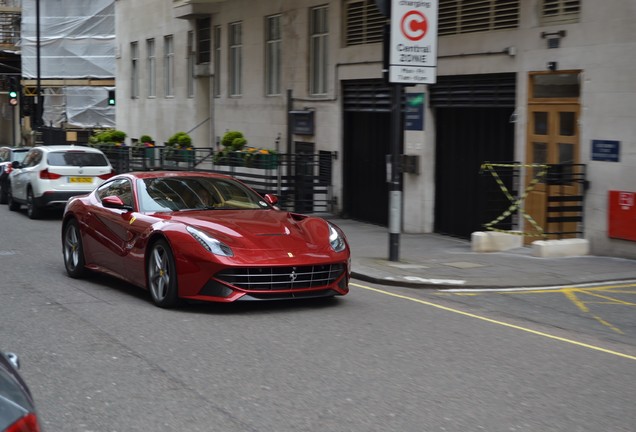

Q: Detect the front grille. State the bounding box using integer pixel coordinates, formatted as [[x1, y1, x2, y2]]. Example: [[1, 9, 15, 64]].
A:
[[215, 264, 346, 291]]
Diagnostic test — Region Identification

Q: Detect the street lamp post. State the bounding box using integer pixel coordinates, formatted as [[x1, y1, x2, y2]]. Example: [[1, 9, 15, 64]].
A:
[[35, 0, 42, 127]]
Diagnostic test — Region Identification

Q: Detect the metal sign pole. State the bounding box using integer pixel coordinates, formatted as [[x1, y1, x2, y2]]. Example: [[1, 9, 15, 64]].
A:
[[36, 0, 42, 127], [385, 0, 438, 261], [389, 83, 402, 261]]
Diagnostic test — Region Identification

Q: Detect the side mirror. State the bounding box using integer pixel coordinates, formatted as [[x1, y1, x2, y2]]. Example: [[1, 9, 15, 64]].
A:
[[264, 193, 278, 206], [102, 195, 133, 211], [5, 352, 20, 370], [11, 160, 21, 169]]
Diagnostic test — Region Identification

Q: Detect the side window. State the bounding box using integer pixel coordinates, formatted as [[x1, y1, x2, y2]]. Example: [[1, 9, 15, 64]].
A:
[[20, 152, 32, 166], [22, 151, 40, 167], [0, 149, 7, 161], [31, 151, 43, 166], [97, 179, 134, 208]]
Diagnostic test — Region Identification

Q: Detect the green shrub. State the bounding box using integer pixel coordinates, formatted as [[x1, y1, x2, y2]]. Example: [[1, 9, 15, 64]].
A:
[[230, 137, 247, 151], [111, 130, 126, 142], [89, 129, 127, 146], [167, 131, 192, 148], [221, 131, 244, 148], [139, 134, 153, 143]]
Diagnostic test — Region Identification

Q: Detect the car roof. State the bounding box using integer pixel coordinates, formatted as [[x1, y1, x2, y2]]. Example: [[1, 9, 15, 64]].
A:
[[0, 146, 29, 151], [32, 145, 105, 153], [123, 171, 233, 180]]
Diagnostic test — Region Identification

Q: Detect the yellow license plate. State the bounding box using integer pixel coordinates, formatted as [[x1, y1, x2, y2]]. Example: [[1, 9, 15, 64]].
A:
[[69, 177, 92, 183]]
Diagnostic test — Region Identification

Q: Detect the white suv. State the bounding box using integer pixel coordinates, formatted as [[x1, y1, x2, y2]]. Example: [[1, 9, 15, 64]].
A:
[[8, 145, 115, 219]]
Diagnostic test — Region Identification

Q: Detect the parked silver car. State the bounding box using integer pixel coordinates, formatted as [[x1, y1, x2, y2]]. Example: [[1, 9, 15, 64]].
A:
[[0, 146, 30, 204]]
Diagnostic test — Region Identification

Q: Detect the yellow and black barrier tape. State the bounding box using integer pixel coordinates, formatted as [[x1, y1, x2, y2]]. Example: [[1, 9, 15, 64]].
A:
[[480, 163, 550, 238]]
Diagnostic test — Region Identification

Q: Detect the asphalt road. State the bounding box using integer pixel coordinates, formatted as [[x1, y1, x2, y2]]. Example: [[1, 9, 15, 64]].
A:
[[1, 207, 634, 432]]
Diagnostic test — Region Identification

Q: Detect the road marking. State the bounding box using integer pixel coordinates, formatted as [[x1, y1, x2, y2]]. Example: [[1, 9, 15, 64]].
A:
[[350, 281, 636, 361], [441, 280, 636, 293], [439, 282, 636, 335], [403, 276, 465, 285]]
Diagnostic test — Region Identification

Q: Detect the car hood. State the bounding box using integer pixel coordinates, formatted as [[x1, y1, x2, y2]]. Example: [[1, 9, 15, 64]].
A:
[[165, 210, 338, 253]]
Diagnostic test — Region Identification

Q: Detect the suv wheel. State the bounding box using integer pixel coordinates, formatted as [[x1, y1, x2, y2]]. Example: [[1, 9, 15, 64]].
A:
[[7, 186, 19, 211], [26, 189, 42, 219]]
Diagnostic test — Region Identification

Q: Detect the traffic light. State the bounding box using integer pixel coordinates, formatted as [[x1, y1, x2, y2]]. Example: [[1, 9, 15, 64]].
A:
[[7, 77, 18, 106], [107, 89, 116, 106], [8, 89, 18, 106]]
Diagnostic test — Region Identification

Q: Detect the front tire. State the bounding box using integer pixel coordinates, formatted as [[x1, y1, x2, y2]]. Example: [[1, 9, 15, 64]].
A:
[[27, 189, 42, 219], [63, 219, 88, 278], [147, 239, 180, 308], [7, 186, 19, 211]]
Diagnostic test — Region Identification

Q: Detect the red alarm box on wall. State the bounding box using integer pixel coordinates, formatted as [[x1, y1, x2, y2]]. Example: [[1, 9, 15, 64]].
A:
[[608, 190, 636, 241]]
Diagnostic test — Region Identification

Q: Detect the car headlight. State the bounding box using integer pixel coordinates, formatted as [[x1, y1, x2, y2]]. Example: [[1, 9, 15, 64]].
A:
[[186, 226, 234, 257], [328, 223, 346, 253]]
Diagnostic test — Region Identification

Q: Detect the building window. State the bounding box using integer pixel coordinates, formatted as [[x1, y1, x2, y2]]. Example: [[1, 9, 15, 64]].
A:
[[265, 15, 281, 96], [345, 0, 385, 46], [187, 31, 195, 98], [310, 5, 328, 96], [540, 0, 580, 24], [229, 22, 242, 97], [197, 17, 211, 64], [146, 38, 156, 97], [438, 0, 520, 36], [164, 35, 174, 97], [130, 42, 139, 98], [214, 26, 221, 98]]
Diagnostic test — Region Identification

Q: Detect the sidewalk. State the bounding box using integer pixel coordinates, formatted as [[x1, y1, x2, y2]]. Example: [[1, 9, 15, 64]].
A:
[[330, 218, 636, 289]]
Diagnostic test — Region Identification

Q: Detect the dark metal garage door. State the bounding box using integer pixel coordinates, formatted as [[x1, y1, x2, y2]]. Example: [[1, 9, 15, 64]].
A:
[[430, 73, 516, 238], [342, 80, 395, 226]]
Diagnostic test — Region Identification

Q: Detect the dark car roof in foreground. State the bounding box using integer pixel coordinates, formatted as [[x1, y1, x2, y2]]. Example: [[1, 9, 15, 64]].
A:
[[0, 351, 38, 430], [0, 351, 30, 393]]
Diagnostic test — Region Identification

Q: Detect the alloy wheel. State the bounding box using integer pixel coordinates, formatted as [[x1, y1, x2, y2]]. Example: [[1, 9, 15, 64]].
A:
[[147, 240, 179, 307], [63, 220, 87, 278]]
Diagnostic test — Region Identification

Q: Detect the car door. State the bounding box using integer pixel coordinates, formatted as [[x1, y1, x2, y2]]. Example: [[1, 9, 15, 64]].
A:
[[10, 149, 42, 201], [83, 179, 147, 281]]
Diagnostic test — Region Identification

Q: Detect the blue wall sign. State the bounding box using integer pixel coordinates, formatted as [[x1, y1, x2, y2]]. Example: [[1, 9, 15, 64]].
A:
[[592, 139, 620, 162]]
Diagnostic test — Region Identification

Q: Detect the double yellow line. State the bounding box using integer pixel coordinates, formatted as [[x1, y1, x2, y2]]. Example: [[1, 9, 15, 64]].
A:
[[351, 282, 636, 361]]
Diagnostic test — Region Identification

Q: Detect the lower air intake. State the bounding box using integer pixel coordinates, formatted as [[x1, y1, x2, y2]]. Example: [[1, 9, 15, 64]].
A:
[[215, 264, 346, 291]]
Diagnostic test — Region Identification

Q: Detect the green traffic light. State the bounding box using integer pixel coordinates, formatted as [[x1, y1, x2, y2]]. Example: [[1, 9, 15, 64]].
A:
[[8, 91, 17, 98]]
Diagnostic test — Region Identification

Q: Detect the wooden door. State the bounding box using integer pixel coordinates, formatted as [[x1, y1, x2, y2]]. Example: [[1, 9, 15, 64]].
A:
[[525, 103, 581, 239]]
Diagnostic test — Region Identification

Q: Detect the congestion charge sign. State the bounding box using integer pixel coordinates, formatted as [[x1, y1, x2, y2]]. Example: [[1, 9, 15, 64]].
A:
[[389, 0, 438, 84]]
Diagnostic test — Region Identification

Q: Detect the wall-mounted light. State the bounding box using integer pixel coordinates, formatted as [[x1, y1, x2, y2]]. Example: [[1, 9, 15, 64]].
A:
[[541, 30, 566, 49], [547, 61, 558, 71]]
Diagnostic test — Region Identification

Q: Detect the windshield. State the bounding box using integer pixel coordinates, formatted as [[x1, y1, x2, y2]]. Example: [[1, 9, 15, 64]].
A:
[[137, 176, 273, 212]]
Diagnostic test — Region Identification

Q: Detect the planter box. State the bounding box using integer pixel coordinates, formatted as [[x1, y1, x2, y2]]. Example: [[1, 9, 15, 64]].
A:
[[248, 154, 279, 169]]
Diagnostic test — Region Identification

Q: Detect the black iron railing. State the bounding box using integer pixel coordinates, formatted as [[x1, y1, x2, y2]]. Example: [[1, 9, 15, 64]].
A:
[[100, 146, 335, 214]]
